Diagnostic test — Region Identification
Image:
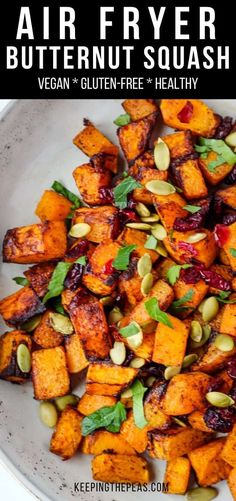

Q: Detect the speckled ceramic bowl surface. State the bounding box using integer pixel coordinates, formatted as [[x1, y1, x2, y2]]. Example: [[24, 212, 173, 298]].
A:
[[0, 99, 235, 501]]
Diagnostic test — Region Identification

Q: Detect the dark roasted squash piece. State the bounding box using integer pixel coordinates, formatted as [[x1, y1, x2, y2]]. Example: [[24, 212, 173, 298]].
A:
[[24, 262, 55, 297], [152, 192, 187, 231], [164, 229, 217, 267], [192, 337, 236, 373], [117, 228, 159, 263], [122, 99, 158, 121], [117, 112, 157, 164], [161, 130, 194, 160], [50, 406, 83, 459], [92, 453, 150, 483], [162, 372, 212, 415], [33, 310, 63, 348], [0, 330, 32, 383], [149, 427, 211, 460], [173, 159, 208, 200], [0, 286, 46, 327], [32, 346, 70, 400], [73, 206, 120, 243], [73, 163, 111, 206], [216, 185, 236, 209], [82, 240, 121, 295]]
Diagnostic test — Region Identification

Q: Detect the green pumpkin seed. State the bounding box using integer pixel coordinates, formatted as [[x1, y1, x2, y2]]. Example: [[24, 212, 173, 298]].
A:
[[145, 180, 176, 195], [49, 312, 74, 335], [187, 487, 218, 501], [135, 202, 151, 218], [16, 344, 31, 373], [164, 365, 181, 380], [225, 131, 236, 148], [206, 391, 235, 408], [198, 299, 207, 313], [129, 357, 146, 368], [201, 297, 219, 322], [69, 222, 91, 238], [146, 376, 156, 387], [21, 315, 42, 332], [172, 417, 187, 427], [151, 224, 167, 240], [39, 402, 58, 428], [154, 138, 170, 171], [121, 388, 133, 399], [137, 253, 152, 277], [55, 394, 79, 411], [190, 320, 203, 343], [182, 353, 198, 368], [214, 334, 235, 352], [108, 307, 123, 324], [141, 214, 160, 223], [185, 232, 207, 243], [141, 273, 154, 296], [110, 341, 126, 365], [189, 324, 211, 349], [126, 324, 143, 350], [99, 296, 114, 306], [156, 243, 168, 257], [126, 222, 152, 231]]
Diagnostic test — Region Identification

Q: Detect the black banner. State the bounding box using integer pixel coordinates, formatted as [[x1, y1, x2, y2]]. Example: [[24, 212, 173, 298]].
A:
[[0, 0, 235, 98]]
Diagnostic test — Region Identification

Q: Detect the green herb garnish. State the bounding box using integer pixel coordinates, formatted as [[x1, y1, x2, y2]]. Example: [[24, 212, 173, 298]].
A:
[[172, 289, 194, 308], [113, 113, 131, 126], [13, 277, 29, 286], [195, 138, 236, 172], [183, 205, 201, 214], [43, 262, 72, 303], [81, 402, 126, 436], [119, 322, 140, 338], [230, 248, 236, 257], [113, 176, 142, 209], [215, 291, 236, 304], [51, 296, 66, 315], [75, 256, 87, 266], [144, 297, 173, 328], [144, 235, 158, 250], [112, 245, 137, 271], [131, 380, 148, 429], [166, 264, 192, 286]]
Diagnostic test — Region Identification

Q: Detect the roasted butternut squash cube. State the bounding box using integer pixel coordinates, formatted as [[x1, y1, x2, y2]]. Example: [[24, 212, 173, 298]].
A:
[[220, 222, 236, 271], [132, 331, 155, 361], [32, 346, 70, 400], [82, 240, 121, 296], [117, 112, 157, 163], [152, 192, 187, 231], [132, 187, 153, 205], [216, 185, 236, 209], [189, 438, 231, 486], [73, 120, 119, 173], [81, 430, 136, 455], [162, 372, 212, 415], [164, 229, 217, 267], [192, 338, 236, 373], [65, 333, 89, 373], [122, 99, 158, 121], [73, 206, 119, 243], [149, 427, 210, 460], [2, 221, 67, 264], [90, 151, 118, 174], [161, 130, 194, 160], [160, 99, 220, 137], [86, 363, 137, 395], [117, 228, 159, 263], [73, 163, 111, 206], [0, 286, 46, 327], [120, 412, 149, 453], [24, 262, 55, 298], [228, 467, 236, 500], [35, 190, 72, 221], [164, 457, 191, 494], [144, 384, 172, 430], [118, 257, 143, 307], [66, 288, 111, 360], [0, 330, 32, 383], [33, 311, 63, 348], [92, 453, 150, 484], [173, 278, 209, 318], [220, 303, 236, 337], [173, 159, 208, 200], [152, 314, 189, 366], [50, 407, 82, 459], [199, 151, 234, 185], [77, 393, 117, 416], [188, 410, 214, 433], [221, 424, 236, 467]]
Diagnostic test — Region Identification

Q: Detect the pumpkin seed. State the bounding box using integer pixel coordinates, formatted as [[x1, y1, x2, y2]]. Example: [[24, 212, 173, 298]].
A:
[[187, 487, 218, 501], [189, 324, 211, 349], [126, 222, 152, 231], [55, 394, 79, 411], [141, 273, 154, 296], [49, 312, 74, 335], [206, 391, 235, 408], [145, 180, 176, 195], [99, 296, 114, 306], [110, 341, 126, 365], [185, 232, 207, 243], [146, 376, 156, 387], [225, 131, 236, 148], [164, 365, 181, 380], [135, 202, 151, 218], [214, 334, 235, 352], [126, 324, 143, 350], [154, 138, 170, 171], [137, 253, 152, 277], [182, 353, 198, 368], [16, 344, 31, 373], [21, 314, 42, 332], [172, 417, 187, 427], [69, 222, 91, 238], [156, 243, 168, 257], [121, 388, 133, 399], [202, 297, 219, 322], [198, 299, 207, 313], [129, 357, 146, 368], [141, 214, 160, 223], [108, 307, 123, 324], [151, 223, 167, 240], [39, 401, 58, 428], [190, 320, 203, 343]]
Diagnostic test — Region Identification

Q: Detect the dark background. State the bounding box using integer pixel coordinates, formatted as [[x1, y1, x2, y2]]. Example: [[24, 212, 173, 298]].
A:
[[0, 0, 235, 98]]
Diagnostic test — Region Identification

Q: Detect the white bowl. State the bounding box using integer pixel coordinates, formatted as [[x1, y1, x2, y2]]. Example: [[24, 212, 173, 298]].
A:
[[0, 99, 235, 501]]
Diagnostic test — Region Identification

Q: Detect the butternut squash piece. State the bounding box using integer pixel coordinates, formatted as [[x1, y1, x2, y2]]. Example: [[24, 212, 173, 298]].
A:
[[192, 338, 236, 373], [199, 151, 234, 185], [173, 159, 208, 200], [92, 453, 150, 484], [24, 262, 55, 298], [220, 221, 236, 271], [228, 467, 236, 500], [160, 99, 220, 137], [33, 311, 63, 348], [2, 221, 67, 264], [78, 393, 117, 416], [152, 314, 189, 366], [217, 185, 236, 209], [117, 112, 157, 163], [188, 410, 214, 433], [32, 346, 70, 400], [161, 130, 194, 160], [50, 407, 82, 459], [65, 333, 89, 373], [220, 303, 236, 337], [164, 229, 217, 267], [189, 438, 231, 486], [0, 286, 46, 327], [164, 457, 191, 494], [81, 430, 136, 455], [152, 192, 187, 231], [82, 240, 121, 296], [73, 163, 111, 206], [149, 427, 210, 460], [132, 331, 155, 361], [0, 330, 32, 383], [117, 227, 159, 263], [120, 412, 149, 453], [73, 206, 119, 243], [118, 258, 143, 307], [122, 99, 158, 121], [221, 424, 236, 467], [35, 189, 72, 221], [87, 363, 137, 386], [162, 372, 212, 415], [144, 384, 172, 430], [173, 278, 209, 318]]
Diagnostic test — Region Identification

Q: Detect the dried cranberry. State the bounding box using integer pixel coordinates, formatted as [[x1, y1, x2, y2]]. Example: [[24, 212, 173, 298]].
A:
[[110, 214, 121, 239], [114, 292, 126, 310], [230, 384, 236, 401], [139, 362, 165, 380], [65, 240, 89, 260], [225, 165, 236, 185], [213, 195, 224, 219], [223, 212, 236, 226], [198, 268, 231, 291], [214, 224, 230, 247], [118, 209, 138, 226], [214, 116, 233, 139], [64, 263, 83, 291], [99, 187, 114, 204], [171, 152, 198, 169], [178, 241, 198, 257], [127, 196, 137, 210], [103, 259, 115, 275], [177, 101, 194, 123], [207, 377, 225, 393], [180, 266, 201, 284], [227, 359, 236, 379], [174, 199, 210, 232], [69, 288, 90, 307], [204, 406, 236, 433]]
